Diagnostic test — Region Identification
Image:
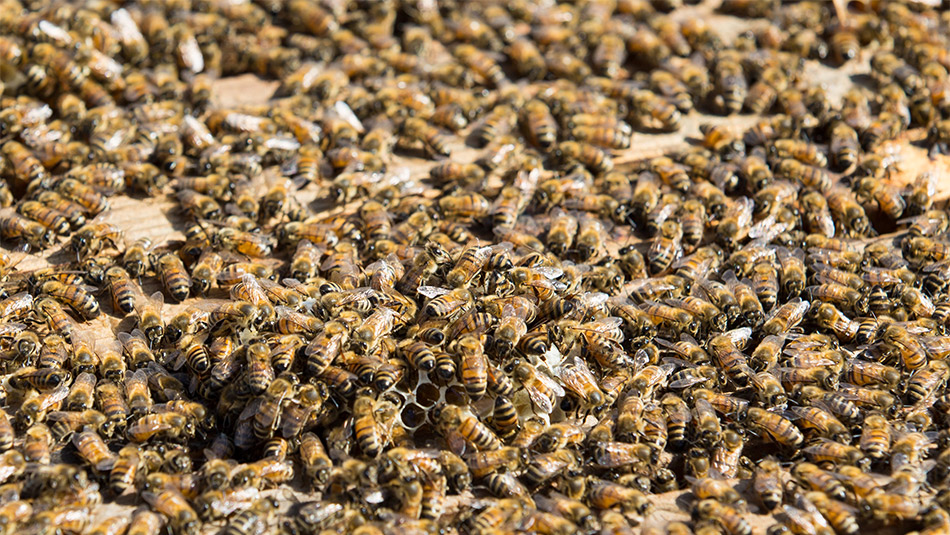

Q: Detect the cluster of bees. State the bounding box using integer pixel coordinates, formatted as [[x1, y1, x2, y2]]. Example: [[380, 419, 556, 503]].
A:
[[0, 0, 949, 534]]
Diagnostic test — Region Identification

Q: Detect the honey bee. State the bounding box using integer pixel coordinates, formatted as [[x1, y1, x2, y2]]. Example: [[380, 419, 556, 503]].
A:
[[454, 43, 504, 87], [399, 117, 451, 157], [520, 99, 558, 151], [827, 121, 861, 173], [72, 429, 116, 473], [0, 212, 55, 248], [3, 140, 49, 190], [436, 404, 501, 454], [32, 191, 84, 230], [809, 302, 858, 341], [128, 291, 165, 348], [20, 422, 51, 465], [791, 462, 848, 503], [152, 253, 191, 302], [762, 298, 810, 335], [586, 477, 652, 515], [746, 407, 804, 449], [691, 476, 745, 509], [106, 443, 143, 495], [17, 199, 71, 235], [438, 192, 491, 220], [879, 324, 927, 371], [627, 89, 681, 133], [143, 488, 201, 535], [693, 499, 751, 535], [506, 359, 565, 415], [906, 360, 950, 406], [37, 279, 98, 320]]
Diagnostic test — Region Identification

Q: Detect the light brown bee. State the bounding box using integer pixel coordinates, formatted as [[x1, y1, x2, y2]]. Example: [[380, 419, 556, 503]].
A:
[[399, 117, 451, 157], [693, 499, 751, 535], [143, 488, 201, 535], [436, 404, 501, 454], [454, 44, 504, 87], [16, 200, 70, 235], [38, 279, 98, 320], [0, 212, 55, 248], [73, 429, 116, 472], [429, 162, 486, 191], [505, 38, 545, 80], [793, 462, 848, 502], [132, 291, 165, 349], [586, 477, 652, 515], [745, 407, 804, 448], [520, 99, 558, 151]]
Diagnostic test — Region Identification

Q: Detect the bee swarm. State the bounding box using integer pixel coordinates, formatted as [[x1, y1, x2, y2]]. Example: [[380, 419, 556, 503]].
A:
[[0, 0, 949, 535]]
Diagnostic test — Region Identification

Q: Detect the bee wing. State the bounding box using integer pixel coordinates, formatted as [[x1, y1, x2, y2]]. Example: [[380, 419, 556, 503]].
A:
[[860, 266, 902, 283], [0, 322, 27, 337], [922, 259, 950, 274], [897, 323, 930, 335], [668, 375, 711, 389], [720, 269, 740, 285], [274, 306, 306, 323], [585, 317, 623, 332], [376, 306, 399, 320], [128, 416, 172, 435], [96, 338, 122, 354], [672, 254, 711, 274], [445, 429, 468, 457], [514, 166, 540, 196], [581, 291, 609, 309], [263, 135, 301, 153], [693, 397, 716, 415], [653, 203, 677, 225], [328, 101, 364, 132], [629, 278, 676, 294], [280, 278, 311, 294], [72, 372, 98, 390], [782, 338, 826, 352], [723, 327, 752, 346], [7, 292, 33, 310], [765, 298, 809, 324], [45, 411, 76, 423], [784, 406, 818, 425], [418, 286, 451, 299], [897, 212, 942, 227], [534, 266, 563, 279], [747, 213, 777, 239], [780, 504, 821, 530], [47, 383, 70, 404], [338, 287, 381, 305], [124, 369, 148, 389], [660, 355, 694, 368], [526, 376, 564, 415], [732, 197, 754, 228], [133, 290, 164, 313], [631, 348, 652, 369], [673, 330, 703, 344], [915, 171, 938, 196]]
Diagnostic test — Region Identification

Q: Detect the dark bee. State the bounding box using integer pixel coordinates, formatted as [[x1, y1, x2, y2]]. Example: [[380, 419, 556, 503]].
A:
[[153, 253, 192, 302]]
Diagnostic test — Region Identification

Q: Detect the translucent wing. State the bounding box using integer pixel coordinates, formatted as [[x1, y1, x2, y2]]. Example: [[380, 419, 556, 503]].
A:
[[329, 101, 364, 132], [418, 286, 451, 299]]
